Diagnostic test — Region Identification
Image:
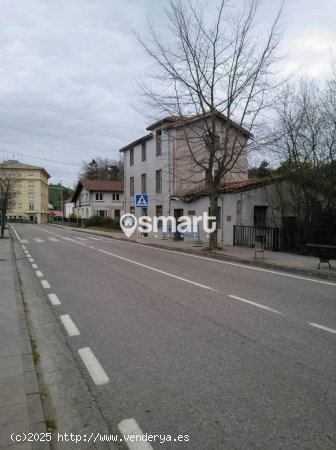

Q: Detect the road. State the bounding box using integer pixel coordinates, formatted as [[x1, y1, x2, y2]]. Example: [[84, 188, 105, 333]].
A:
[[11, 223, 336, 449]]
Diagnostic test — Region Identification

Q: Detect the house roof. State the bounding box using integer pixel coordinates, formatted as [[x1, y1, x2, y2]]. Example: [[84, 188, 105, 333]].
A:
[[146, 116, 188, 131], [118, 133, 153, 153], [72, 179, 123, 202], [0, 160, 51, 178], [146, 110, 252, 137], [181, 176, 285, 202]]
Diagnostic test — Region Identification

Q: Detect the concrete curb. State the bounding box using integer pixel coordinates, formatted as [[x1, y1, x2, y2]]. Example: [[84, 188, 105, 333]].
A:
[[10, 235, 50, 450], [48, 224, 336, 283]]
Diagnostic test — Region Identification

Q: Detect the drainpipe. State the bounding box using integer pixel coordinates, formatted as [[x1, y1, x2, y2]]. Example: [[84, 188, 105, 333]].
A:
[[221, 195, 224, 243]]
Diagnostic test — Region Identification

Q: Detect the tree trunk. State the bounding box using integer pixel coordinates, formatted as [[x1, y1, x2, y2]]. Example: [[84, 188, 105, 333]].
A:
[[0, 211, 5, 239], [208, 191, 218, 250]]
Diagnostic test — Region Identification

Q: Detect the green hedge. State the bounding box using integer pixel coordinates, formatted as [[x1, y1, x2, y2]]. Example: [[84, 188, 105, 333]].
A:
[[85, 215, 121, 229]]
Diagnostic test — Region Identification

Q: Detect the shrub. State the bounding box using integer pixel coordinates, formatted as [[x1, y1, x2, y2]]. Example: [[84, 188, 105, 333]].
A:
[[85, 215, 121, 229]]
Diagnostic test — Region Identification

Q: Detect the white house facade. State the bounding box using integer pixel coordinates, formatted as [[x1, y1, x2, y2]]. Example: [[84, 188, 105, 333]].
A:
[[72, 179, 124, 220], [119, 113, 250, 239]]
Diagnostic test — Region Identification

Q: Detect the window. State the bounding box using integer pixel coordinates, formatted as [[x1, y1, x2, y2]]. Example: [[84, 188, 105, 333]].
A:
[[156, 130, 162, 156], [97, 210, 106, 217], [29, 204, 34, 211], [130, 148, 134, 166], [141, 142, 146, 161], [156, 205, 163, 227], [141, 174, 147, 194], [130, 206, 135, 214], [29, 182, 34, 188], [29, 193, 34, 199], [112, 193, 120, 201], [254, 206, 267, 227], [95, 192, 103, 201], [155, 170, 162, 193], [28, 172, 34, 176], [130, 177, 134, 196]]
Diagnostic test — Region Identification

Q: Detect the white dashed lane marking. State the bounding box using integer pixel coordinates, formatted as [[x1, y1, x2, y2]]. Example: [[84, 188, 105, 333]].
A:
[[309, 323, 336, 335], [34, 238, 44, 243], [60, 314, 80, 336], [35, 271, 43, 277], [48, 293, 61, 306], [78, 347, 109, 386], [228, 295, 284, 315], [41, 280, 51, 289], [118, 419, 154, 450]]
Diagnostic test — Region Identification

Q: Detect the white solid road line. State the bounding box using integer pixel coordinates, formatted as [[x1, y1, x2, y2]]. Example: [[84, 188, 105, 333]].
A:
[[309, 323, 336, 335], [78, 347, 109, 385], [228, 295, 284, 315], [118, 419, 154, 450], [35, 271, 43, 277], [29, 258, 34, 263], [60, 314, 80, 336], [48, 293, 61, 306], [111, 239, 336, 287], [10, 224, 21, 241], [32, 224, 336, 287], [32, 263, 38, 269], [41, 280, 51, 289], [97, 248, 217, 292]]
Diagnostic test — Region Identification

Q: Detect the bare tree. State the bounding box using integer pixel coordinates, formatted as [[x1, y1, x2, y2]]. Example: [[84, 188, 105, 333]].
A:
[[79, 157, 124, 182], [0, 169, 18, 238], [139, 0, 283, 249], [268, 70, 336, 246]]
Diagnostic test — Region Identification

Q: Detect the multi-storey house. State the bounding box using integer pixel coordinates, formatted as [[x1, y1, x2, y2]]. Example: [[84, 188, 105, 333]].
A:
[[0, 160, 50, 224]]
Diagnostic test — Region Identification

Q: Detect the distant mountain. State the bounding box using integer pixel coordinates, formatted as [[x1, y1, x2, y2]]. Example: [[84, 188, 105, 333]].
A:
[[48, 184, 74, 210]]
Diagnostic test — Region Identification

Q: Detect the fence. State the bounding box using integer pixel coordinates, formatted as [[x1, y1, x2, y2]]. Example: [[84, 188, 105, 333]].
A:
[[233, 225, 336, 252]]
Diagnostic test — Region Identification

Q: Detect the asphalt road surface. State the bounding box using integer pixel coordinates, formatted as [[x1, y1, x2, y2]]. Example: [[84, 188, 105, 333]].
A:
[[11, 224, 336, 449]]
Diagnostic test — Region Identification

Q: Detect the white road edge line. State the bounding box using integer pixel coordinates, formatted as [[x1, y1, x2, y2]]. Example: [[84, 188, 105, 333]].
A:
[[228, 295, 284, 315], [48, 293, 61, 305], [21, 245, 26, 250], [29, 258, 34, 263], [10, 224, 21, 241], [78, 347, 109, 385], [31, 263, 38, 269], [26, 254, 31, 258], [118, 418, 154, 450], [35, 271, 43, 277], [97, 248, 217, 292], [309, 323, 336, 335], [41, 280, 51, 289], [60, 314, 80, 336]]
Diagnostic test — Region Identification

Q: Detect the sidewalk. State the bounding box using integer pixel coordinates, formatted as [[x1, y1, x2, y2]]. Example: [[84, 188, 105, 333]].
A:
[[0, 231, 48, 449], [51, 225, 336, 282]]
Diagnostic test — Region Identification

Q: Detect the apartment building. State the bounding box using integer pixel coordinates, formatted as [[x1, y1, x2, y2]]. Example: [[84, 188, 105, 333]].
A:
[[0, 160, 50, 224], [119, 112, 250, 237]]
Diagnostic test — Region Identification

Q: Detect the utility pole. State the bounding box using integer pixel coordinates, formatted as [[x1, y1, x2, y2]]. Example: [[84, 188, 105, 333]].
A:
[[60, 181, 64, 224]]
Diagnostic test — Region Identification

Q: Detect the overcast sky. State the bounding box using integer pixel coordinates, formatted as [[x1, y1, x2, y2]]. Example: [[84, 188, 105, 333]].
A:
[[0, 0, 335, 187]]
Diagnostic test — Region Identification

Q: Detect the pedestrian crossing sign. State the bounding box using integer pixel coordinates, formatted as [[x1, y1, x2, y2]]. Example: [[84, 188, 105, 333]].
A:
[[135, 194, 148, 208]]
